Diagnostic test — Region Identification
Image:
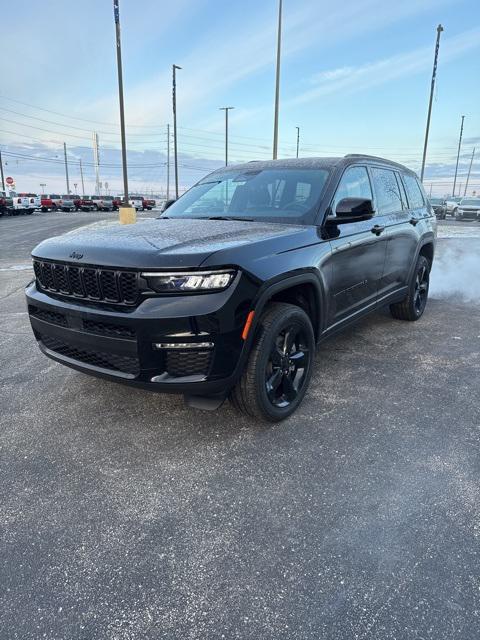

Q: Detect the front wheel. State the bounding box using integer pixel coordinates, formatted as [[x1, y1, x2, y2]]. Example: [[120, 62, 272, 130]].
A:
[[390, 255, 430, 321], [230, 302, 315, 422]]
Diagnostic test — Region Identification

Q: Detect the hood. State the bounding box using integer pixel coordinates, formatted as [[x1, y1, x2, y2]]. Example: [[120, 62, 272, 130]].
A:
[[459, 204, 480, 210], [32, 217, 308, 269]]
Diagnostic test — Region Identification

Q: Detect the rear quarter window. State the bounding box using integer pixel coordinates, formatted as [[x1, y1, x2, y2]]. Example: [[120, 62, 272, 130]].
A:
[[403, 174, 425, 209]]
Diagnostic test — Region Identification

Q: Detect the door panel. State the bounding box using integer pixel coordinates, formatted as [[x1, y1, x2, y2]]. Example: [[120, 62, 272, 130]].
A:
[[380, 172, 426, 296], [323, 165, 388, 327]]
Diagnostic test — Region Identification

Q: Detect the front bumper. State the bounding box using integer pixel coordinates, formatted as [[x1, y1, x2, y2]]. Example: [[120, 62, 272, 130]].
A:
[[456, 210, 479, 219], [26, 276, 255, 396]]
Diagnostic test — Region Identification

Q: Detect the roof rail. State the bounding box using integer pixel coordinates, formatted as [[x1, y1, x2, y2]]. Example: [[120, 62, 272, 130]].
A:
[[344, 153, 408, 170]]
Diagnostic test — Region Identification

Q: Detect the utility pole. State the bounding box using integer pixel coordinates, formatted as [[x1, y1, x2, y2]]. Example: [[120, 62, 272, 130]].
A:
[[93, 133, 100, 196], [464, 147, 475, 196], [79, 159, 85, 196], [166, 123, 170, 201], [420, 24, 443, 182], [296, 126, 300, 158], [452, 115, 465, 197], [113, 0, 130, 208], [172, 64, 182, 199], [272, 0, 282, 160], [0, 150, 5, 190], [63, 142, 70, 194], [220, 107, 234, 166], [40, 183, 46, 194]]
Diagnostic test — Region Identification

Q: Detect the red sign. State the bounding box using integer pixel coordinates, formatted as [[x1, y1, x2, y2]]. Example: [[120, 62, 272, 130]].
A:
[[6, 176, 14, 185]]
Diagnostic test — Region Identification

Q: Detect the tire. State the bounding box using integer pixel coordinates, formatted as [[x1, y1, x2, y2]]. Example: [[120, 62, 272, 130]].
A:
[[390, 255, 430, 321], [230, 302, 315, 422], [453, 208, 461, 220]]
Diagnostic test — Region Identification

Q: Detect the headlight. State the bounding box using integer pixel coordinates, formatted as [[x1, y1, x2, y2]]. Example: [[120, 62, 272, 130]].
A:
[[457, 209, 464, 213], [141, 269, 236, 293]]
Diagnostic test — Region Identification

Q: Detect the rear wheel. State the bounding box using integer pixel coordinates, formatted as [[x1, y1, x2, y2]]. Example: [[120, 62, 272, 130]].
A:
[[390, 255, 430, 321], [230, 302, 315, 422]]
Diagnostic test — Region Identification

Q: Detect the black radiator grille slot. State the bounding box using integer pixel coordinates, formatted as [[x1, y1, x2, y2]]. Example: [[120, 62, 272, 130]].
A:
[[39, 334, 139, 375], [33, 260, 139, 305]]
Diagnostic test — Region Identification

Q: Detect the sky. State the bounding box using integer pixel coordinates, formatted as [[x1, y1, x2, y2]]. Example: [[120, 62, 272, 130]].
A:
[[0, 0, 479, 196]]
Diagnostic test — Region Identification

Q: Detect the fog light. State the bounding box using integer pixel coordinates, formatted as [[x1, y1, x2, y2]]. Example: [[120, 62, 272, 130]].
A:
[[153, 342, 214, 349]]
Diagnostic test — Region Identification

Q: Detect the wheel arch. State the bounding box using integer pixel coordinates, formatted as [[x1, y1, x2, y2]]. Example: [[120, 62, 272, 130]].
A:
[[248, 273, 325, 342]]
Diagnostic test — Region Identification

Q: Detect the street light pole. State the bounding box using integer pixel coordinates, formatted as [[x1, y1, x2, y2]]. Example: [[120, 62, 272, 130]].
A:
[[272, 0, 282, 160], [420, 24, 443, 183], [63, 142, 70, 194], [220, 107, 234, 166], [452, 115, 465, 197], [172, 64, 182, 199], [296, 126, 300, 158], [464, 147, 475, 197], [166, 123, 170, 201], [113, 0, 130, 209], [79, 159, 85, 196]]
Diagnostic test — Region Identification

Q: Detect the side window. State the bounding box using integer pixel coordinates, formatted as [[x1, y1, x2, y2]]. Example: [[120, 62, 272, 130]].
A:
[[403, 174, 425, 209], [370, 167, 403, 214], [331, 166, 372, 213]]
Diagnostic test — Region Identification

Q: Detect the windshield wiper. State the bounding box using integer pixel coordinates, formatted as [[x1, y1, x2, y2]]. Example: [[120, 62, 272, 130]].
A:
[[206, 215, 254, 222]]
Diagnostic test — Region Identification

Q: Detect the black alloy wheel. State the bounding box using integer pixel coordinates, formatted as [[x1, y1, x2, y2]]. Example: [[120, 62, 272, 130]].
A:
[[413, 262, 429, 316], [390, 255, 430, 321], [230, 302, 315, 421], [265, 325, 310, 409]]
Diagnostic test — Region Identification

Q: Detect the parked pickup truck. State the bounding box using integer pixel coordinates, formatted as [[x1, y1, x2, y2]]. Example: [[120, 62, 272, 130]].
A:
[[78, 196, 95, 211], [129, 196, 144, 211], [142, 197, 156, 210], [12, 192, 39, 214], [58, 196, 75, 212], [444, 196, 462, 216], [41, 194, 62, 212], [91, 195, 114, 211], [0, 189, 13, 216]]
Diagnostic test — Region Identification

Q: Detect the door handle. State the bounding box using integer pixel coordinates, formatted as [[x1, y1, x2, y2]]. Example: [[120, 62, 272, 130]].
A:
[[370, 224, 385, 236], [409, 217, 419, 226]]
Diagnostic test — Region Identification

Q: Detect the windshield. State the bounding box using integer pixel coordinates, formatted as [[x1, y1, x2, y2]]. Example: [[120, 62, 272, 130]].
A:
[[166, 168, 330, 224], [461, 199, 480, 206], [430, 198, 443, 204]]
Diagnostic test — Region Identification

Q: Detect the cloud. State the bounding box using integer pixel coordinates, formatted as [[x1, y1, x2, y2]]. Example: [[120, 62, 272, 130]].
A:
[[287, 26, 480, 107], [82, 0, 456, 133]]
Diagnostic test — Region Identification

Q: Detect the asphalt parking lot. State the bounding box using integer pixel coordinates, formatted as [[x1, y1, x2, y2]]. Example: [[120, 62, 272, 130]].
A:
[[1, 211, 479, 639]]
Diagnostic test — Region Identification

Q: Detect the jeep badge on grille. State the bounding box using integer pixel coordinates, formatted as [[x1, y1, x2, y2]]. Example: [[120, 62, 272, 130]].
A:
[[69, 251, 84, 260]]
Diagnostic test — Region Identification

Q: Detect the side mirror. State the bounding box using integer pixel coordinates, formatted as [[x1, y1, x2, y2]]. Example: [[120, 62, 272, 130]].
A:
[[163, 198, 176, 212], [327, 197, 374, 224]]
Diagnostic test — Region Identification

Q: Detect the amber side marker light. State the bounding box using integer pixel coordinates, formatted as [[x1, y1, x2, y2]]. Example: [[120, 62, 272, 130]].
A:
[[242, 311, 255, 340]]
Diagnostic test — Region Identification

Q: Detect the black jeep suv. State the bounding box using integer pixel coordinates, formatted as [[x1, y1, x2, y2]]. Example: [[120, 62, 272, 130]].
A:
[[26, 156, 436, 421]]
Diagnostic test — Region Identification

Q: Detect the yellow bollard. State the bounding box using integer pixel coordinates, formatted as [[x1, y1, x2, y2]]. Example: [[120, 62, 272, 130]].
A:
[[119, 205, 136, 225]]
